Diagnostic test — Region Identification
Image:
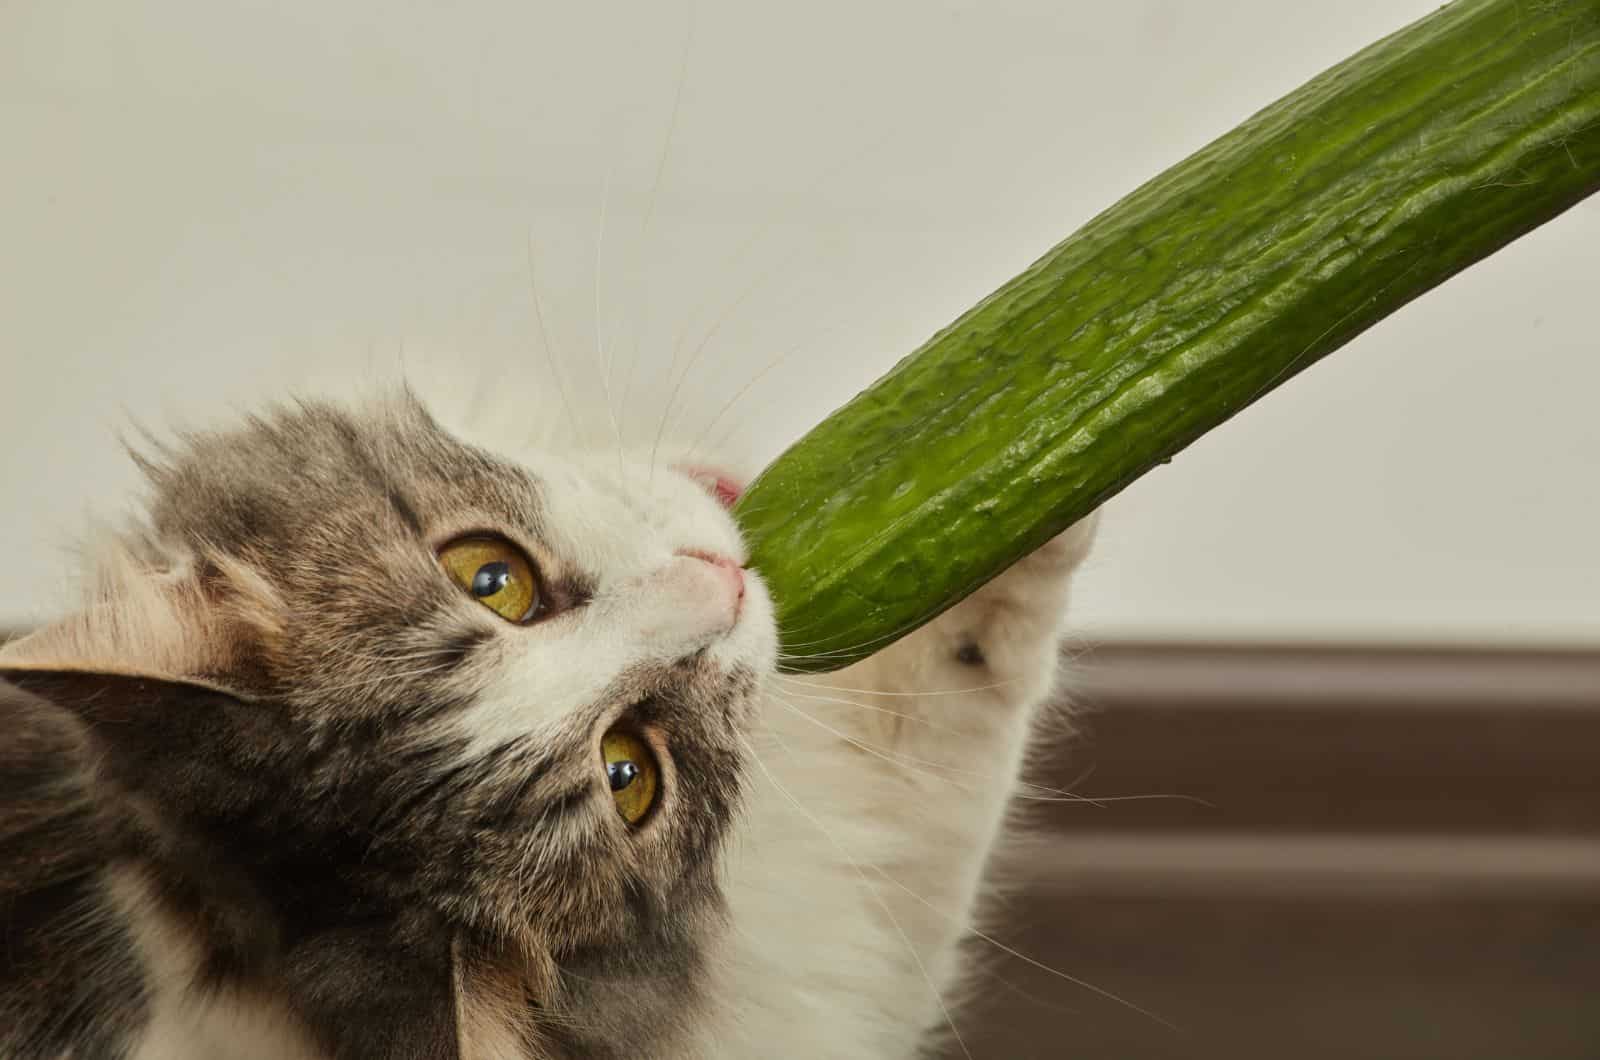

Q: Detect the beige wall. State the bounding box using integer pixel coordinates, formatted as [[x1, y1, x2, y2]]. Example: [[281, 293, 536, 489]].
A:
[[3, 0, 1596, 642]]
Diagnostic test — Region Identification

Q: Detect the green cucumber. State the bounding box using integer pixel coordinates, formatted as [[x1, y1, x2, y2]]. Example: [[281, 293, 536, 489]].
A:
[[734, 0, 1600, 673]]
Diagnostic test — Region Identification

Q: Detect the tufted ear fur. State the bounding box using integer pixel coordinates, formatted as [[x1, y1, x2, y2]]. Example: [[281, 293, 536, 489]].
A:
[[0, 526, 286, 678]]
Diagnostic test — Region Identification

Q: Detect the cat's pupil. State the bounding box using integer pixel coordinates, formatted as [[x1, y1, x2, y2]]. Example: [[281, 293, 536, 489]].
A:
[[471, 562, 512, 599], [608, 760, 639, 792]]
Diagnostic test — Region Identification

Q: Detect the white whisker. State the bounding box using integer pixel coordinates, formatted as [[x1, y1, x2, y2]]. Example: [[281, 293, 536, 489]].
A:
[[866, 862, 1177, 1030], [677, 325, 846, 469], [592, 167, 626, 471], [652, 239, 810, 462], [771, 685, 962, 734], [639, 0, 698, 484], [769, 692, 998, 790], [770, 692, 1196, 814], [525, 231, 578, 436]]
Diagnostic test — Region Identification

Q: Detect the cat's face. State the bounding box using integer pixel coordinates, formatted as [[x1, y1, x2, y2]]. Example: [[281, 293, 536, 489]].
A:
[[1, 394, 776, 1000]]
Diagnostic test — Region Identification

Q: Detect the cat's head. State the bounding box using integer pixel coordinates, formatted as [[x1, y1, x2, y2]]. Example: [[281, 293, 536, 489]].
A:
[[0, 393, 776, 1010]]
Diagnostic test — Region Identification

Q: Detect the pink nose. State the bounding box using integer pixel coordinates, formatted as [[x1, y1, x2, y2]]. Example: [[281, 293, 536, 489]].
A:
[[677, 549, 746, 606]]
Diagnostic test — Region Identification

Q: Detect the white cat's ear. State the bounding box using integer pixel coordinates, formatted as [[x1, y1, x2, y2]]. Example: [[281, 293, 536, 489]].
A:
[[675, 464, 746, 509]]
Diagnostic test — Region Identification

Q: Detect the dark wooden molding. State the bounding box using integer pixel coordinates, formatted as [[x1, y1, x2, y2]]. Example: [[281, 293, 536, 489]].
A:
[[1007, 833, 1600, 898], [1029, 640, 1600, 837], [1070, 639, 1600, 710]]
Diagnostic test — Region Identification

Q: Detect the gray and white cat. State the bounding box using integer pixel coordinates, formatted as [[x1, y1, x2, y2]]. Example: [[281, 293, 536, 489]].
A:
[[0, 391, 1095, 1058]]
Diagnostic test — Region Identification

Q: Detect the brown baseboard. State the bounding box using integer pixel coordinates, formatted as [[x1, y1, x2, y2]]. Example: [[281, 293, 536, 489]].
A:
[[943, 641, 1600, 1060]]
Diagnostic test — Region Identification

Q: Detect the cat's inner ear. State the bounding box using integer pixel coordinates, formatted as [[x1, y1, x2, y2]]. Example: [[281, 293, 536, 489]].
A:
[[0, 535, 285, 686], [676, 464, 745, 509]]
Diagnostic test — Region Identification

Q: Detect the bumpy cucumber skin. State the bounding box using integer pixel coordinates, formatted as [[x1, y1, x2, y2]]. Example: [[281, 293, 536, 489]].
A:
[[736, 0, 1600, 673]]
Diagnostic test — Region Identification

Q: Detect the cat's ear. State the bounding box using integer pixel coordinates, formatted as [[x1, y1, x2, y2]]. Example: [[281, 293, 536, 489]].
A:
[[0, 664, 287, 814], [0, 525, 288, 681], [0, 665, 244, 730], [676, 464, 746, 509]]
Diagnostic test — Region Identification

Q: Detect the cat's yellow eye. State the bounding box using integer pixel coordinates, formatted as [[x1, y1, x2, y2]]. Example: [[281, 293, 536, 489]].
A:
[[601, 729, 660, 826], [438, 537, 540, 623]]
